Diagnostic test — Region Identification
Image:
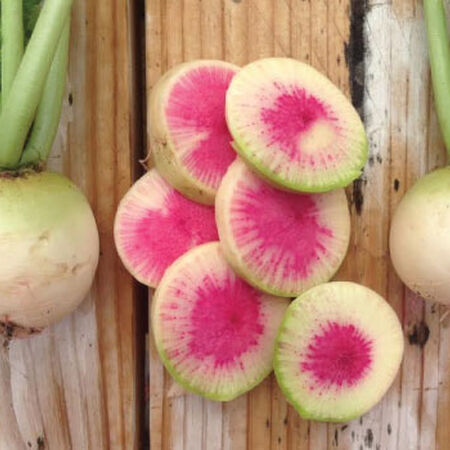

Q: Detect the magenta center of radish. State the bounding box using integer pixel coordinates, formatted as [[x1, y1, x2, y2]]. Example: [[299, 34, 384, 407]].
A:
[[129, 190, 218, 281], [188, 276, 264, 368], [301, 322, 373, 388], [166, 66, 237, 186], [232, 179, 333, 279], [260, 86, 334, 162]]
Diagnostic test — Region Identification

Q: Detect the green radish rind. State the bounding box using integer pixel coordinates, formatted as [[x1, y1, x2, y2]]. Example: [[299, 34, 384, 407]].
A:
[[215, 159, 351, 297], [274, 282, 404, 422], [231, 138, 367, 194], [226, 58, 368, 193], [149, 60, 239, 205], [152, 242, 289, 401]]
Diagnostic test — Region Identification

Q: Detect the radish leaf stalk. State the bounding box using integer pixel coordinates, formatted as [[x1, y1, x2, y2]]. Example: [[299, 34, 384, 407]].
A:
[[20, 18, 70, 166], [0, 0, 73, 169], [1, 0, 24, 101], [424, 0, 450, 155], [23, 0, 43, 44]]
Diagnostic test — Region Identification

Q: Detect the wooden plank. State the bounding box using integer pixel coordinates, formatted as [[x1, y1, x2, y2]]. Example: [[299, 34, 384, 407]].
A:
[[245, 1, 274, 449], [222, 396, 247, 450], [360, 1, 449, 450], [326, 1, 356, 449], [145, 1, 350, 449], [428, 69, 449, 450], [146, 0, 450, 449], [0, 0, 141, 449], [270, 6, 290, 449], [426, 18, 448, 450], [396, 4, 429, 445], [222, 2, 250, 447], [146, 2, 164, 449], [287, 4, 314, 448]]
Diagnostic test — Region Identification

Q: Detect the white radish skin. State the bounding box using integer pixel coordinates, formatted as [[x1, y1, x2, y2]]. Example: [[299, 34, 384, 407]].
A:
[[390, 167, 450, 305], [0, 171, 99, 331]]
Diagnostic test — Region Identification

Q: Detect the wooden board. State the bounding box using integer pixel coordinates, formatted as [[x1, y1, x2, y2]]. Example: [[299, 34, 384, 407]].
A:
[[146, 0, 450, 449], [0, 1, 143, 449]]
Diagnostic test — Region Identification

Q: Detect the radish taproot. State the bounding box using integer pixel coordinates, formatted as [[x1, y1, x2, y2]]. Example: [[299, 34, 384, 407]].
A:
[[114, 169, 218, 288], [390, 0, 450, 305], [149, 60, 239, 204], [226, 58, 368, 193], [216, 159, 351, 297], [0, 0, 99, 334], [0, 171, 99, 332], [152, 242, 289, 401], [274, 282, 404, 422]]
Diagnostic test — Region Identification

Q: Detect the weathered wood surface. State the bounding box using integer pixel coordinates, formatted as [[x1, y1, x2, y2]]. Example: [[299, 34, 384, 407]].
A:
[[0, 1, 142, 449], [146, 0, 450, 449]]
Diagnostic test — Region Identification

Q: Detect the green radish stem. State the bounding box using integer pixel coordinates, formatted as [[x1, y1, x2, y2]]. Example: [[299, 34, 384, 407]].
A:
[[0, 0, 73, 169], [20, 19, 70, 166], [424, 0, 450, 156], [1, 0, 24, 101]]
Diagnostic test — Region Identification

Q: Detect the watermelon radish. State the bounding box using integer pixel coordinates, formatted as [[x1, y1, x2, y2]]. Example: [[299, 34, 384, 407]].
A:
[[226, 58, 368, 192], [152, 242, 289, 401], [114, 169, 218, 288], [390, 168, 450, 305], [274, 282, 404, 422], [149, 60, 239, 204], [389, 0, 450, 306], [215, 159, 351, 297], [0, 171, 99, 331], [0, 0, 101, 333]]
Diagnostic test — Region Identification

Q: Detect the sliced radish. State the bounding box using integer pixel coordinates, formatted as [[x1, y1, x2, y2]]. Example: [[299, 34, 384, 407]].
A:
[[114, 170, 218, 287], [226, 58, 368, 192], [150, 60, 239, 204], [152, 242, 289, 401], [216, 159, 350, 297], [274, 282, 404, 422]]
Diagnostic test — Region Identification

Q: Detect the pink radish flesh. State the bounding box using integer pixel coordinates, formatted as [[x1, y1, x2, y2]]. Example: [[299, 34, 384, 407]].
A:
[[165, 274, 264, 368], [189, 277, 263, 367], [231, 179, 333, 279], [166, 65, 237, 189], [260, 86, 338, 165], [114, 170, 218, 287], [301, 322, 373, 389]]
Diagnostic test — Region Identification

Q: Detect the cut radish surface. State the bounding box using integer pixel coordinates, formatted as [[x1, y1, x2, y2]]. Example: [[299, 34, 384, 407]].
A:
[[114, 170, 218, 288], [226, 58, 368, 192], [216, 159, 351, 297], [274, 282, 404, 422], [152, 242, 289, 401], [150, 60, 239, 204]]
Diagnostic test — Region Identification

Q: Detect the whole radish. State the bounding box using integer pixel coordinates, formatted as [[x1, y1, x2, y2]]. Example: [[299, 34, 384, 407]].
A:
[[0, 0, 99, 335], [390, 0, 450, 305]]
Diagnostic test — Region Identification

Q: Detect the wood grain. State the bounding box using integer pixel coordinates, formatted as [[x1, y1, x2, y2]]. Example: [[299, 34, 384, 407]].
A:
[[145, 0, 348, 449], [146, 0, 450, 449], [0, 1, 142, 449]]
